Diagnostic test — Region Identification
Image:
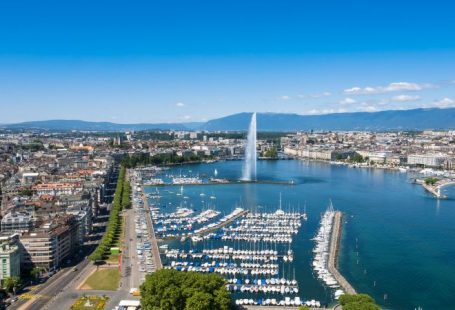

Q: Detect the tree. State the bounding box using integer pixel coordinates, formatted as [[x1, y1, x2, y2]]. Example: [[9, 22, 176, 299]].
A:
[[3, 276, 21, 294], [140, 269, 232, 310], [424, 177, 439, 185], [18, 188, 33, 197], [339, 294, 380, 310], [30, 267, 43, 279], [351, 154, 364, 163], [263, 147, 278, 158], [185, 292, 213, 310]]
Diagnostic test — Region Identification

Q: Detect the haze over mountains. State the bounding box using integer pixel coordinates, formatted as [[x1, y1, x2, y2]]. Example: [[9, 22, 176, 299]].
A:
[[3, 108, 455, 132]]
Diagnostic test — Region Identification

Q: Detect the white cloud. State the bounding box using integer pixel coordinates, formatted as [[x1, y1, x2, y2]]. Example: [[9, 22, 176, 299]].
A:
[[431, 97, 455, 108], [344, 82, 428, 95], [358, 106, 378, 112], [306, 108, 347, 115], [176, 102, 185, 107], [306, 109, 320, 114], [339, 97, 356, 105], [280, 95, 291, 100], [182, 115, 191, 120], [391, 95, 420, 102], [384, 82, 423, 92]]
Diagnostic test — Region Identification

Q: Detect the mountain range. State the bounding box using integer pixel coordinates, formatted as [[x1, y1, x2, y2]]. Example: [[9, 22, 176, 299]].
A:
[[2, 108, 455, 132]]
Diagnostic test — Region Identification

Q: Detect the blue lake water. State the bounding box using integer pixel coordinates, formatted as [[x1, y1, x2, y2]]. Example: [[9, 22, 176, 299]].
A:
[[145, 160, 455, 309]]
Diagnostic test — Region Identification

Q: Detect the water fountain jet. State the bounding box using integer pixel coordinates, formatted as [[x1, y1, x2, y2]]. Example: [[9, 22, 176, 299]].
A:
[[242, 112, 257, 181]]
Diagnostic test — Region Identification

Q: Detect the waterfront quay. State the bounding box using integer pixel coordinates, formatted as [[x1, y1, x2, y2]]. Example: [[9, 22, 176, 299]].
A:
[[141, 190, 163, 270], [328, 212, 356, 295]]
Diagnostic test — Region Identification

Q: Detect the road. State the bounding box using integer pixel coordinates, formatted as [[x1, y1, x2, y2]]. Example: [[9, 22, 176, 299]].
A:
[[11, 259, 90, 310], [43, 208, 141, 310]]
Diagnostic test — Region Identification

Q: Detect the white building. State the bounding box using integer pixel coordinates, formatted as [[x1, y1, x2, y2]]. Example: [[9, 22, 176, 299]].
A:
[[407, 154, 447, 167]]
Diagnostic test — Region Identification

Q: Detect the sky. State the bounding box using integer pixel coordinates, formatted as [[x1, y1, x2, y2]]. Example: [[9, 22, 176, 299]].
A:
[[1, 0, 455, 124]]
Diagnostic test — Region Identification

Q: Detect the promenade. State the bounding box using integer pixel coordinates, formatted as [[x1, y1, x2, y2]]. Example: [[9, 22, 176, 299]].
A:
[[328, 212, 356, 295], [141, 190, 163, 270]]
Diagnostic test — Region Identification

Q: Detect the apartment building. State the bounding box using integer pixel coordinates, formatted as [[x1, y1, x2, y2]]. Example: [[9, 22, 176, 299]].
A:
[[0, 233, 21, 280], [19, 215, 79, 271]]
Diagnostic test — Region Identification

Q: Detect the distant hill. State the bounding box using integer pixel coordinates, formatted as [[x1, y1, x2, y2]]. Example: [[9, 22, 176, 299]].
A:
[[2, 108, 455, 131], [2, 120, 202, 131], [200, 108, 455, 131]]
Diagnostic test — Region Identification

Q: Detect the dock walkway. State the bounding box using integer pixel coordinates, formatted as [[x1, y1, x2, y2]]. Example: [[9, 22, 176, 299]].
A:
[[328, 211, 356, 294], [195, 210, 249, 236]]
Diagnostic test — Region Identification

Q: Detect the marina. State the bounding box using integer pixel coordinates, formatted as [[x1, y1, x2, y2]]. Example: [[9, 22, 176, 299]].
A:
[[140, 159, 455, 309]]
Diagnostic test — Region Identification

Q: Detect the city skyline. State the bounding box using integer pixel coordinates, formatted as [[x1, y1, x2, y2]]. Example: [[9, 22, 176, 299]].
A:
[[1, 0, 455, 123]]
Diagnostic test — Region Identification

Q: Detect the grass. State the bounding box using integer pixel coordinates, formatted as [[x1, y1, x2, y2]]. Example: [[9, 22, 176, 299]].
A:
[[81, 268, 120, 291], [70, 295, 109, 310], [106, 253, 120, 263]]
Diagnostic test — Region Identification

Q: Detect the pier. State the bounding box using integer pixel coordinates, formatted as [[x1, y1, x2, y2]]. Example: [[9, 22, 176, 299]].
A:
[[415, 178, 455, 199], [328, 211, 356, 294], [421, 182, 444, 198], [141, 190, 163, 270], [194, 209, 249, 235]]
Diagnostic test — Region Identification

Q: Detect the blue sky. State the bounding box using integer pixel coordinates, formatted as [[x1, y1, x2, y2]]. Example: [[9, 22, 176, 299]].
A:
[[1, 0, 455, 123]]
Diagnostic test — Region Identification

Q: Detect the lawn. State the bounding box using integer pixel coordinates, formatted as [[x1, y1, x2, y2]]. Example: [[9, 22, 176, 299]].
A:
[[81, 268, 120, 291], [70, 295, 109, 310], [106, 252, 120, 263]]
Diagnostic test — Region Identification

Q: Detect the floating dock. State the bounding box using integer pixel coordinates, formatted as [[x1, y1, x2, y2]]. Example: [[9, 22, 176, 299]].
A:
[[328, 211, 356, 294]]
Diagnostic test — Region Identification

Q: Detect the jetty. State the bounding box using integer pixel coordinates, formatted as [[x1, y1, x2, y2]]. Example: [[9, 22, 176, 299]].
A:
[[415, 178, 455, 199], [328, 211, 356, 294], [194, 209, 249, 236], [142, 190, 163, 269]]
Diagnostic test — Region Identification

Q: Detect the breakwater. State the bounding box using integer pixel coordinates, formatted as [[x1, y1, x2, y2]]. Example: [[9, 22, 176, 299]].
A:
[[328, 212, 356, 295]]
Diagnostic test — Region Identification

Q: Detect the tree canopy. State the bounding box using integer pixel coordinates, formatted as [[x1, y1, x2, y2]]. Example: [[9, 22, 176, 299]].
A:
[[140, 269, 231, 310], [424, 177, 439, 185], [263, 147, 278, 158], [339, 294, 381, 310]]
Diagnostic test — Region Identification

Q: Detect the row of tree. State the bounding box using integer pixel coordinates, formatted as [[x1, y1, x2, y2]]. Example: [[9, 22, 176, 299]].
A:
[[89, 165, 130, 261], [121, 152, 213, 168], [140, 269, 232, 310]]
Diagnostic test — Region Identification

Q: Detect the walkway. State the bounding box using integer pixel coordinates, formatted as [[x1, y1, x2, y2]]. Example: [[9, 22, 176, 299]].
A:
[[328, 211, 356, 294], [194, 209, 249, 236], [141, 190, 163, 270]]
